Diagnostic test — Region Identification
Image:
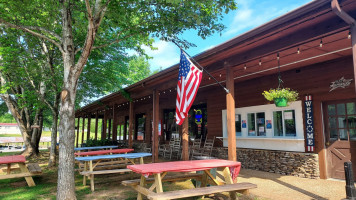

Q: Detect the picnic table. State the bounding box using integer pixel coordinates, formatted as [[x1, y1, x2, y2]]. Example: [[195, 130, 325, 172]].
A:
[[0, 155, 42, 187], [75, 148, 134, 156], [75, 152, 152, 191], [124, 159, 257, 200], [74, 145, 118, 152], [75, 148, 134, 171]]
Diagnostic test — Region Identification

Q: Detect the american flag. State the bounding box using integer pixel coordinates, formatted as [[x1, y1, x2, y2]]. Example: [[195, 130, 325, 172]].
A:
[[176, 50, 202, 125]]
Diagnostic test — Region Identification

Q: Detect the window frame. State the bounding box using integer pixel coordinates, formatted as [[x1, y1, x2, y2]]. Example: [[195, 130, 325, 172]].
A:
[[247, 112, 266, 137], [272, 109, 297, 137]]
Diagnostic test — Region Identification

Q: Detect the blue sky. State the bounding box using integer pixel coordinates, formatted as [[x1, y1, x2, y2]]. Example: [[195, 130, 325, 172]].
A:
[[144, 0, 313, 71]]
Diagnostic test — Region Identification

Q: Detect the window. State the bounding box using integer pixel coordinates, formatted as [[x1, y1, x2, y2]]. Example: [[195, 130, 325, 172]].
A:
[[235, 114, 241, 136], [327, 102, 356, 140], [273, 110, 296, 137], [247, 112, 266, 136]]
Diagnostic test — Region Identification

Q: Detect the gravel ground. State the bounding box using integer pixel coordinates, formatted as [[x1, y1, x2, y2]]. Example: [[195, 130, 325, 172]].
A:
[[238, 169, 346, 200]]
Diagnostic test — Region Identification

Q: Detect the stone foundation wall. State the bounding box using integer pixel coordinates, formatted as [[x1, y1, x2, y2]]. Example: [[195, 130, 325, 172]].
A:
[[212, 147, 320, 179]]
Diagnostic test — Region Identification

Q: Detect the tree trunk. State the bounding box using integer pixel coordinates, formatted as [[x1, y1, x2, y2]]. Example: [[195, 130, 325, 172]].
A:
[[57, 2, 77, 198], [48, 94, 60, 167], [30, 109, 43, 156], [57, 64, 77, 200], [0, 93, 36, 157]]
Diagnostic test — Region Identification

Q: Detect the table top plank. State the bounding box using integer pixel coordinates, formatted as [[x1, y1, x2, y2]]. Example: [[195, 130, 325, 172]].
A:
[[75, 152, 152, 162], [74, 145, 118, 151], [0, 155, 26, 165], [127, 159, 241, 176], [75, 148, 134, 156]]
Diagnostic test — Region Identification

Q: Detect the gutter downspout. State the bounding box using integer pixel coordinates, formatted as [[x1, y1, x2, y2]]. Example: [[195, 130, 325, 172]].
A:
[[332, 0, 356, 93]]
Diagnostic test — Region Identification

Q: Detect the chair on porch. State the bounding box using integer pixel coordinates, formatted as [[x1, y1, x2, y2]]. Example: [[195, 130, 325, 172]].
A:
[[191, 136, 215, 159], [189, 136, 202, 158], [171, 137, 182, 160], [161, 138, 175, 159]]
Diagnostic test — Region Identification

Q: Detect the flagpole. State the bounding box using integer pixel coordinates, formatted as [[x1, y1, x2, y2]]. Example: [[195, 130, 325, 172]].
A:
[[172, 40, 230, 94]]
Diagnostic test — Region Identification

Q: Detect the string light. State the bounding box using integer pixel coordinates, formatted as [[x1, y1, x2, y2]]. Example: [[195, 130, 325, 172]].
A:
[[209, 77, 211, 80], [219, 74, 222, 77], [319, 38, 323, 47], [259, 59, 262, 66], [277, 52, 280, 60], [244, 64, 247, 70], [169, 89, 171, 92], [348, 31, 351, 39], [297, 47, 300, 54]]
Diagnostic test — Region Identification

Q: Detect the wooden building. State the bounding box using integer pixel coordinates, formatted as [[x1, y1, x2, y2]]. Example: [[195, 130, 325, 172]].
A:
[[75, 0, 356, 180]]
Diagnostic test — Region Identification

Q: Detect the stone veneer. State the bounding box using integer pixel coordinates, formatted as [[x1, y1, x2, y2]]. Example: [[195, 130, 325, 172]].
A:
[[212, 147, 320, 179]]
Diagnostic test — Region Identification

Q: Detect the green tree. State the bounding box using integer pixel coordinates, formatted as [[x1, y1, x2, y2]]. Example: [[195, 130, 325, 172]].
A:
[[0, 1, 237, 198]]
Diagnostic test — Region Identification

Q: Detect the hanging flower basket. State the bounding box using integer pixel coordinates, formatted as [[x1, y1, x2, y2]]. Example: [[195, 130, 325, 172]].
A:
[[274, 97, 288, 107], [262, 88, 298, 107]]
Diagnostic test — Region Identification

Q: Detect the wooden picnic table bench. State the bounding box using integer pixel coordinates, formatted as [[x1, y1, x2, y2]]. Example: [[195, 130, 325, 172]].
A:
[[0, 155, 42, 187], [124, 159, 257, 200], [75, 152, 152, 191]]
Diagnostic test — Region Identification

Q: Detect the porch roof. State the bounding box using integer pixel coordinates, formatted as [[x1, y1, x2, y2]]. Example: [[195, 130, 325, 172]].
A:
[[76, 0, 356, 117]]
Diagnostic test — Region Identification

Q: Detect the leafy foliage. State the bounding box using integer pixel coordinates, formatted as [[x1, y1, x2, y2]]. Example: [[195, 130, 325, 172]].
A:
[[262, 88, 299, 102], [84, 138, 115, 147]]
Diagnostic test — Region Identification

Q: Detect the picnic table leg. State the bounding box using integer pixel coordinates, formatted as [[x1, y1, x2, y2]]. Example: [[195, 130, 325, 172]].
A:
[[6, 163, 11, 174], [140, 157, 144, 164], [90, 160, 95, 192], [18, 163, 36, 187], [223, 167, 237, 200], [137, 175, 146, 200], [154, 173, 163, 193], [83, 161, 87, 186]]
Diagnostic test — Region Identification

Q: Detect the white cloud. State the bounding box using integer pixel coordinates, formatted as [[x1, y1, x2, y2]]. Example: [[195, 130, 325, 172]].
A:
[[143, 41, 180, 71]]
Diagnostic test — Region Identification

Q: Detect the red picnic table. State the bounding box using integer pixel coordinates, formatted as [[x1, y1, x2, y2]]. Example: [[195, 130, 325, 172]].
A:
[[124, 159, 256, 200], [0, 155, 37, 187], [74, 148, 134, 156]]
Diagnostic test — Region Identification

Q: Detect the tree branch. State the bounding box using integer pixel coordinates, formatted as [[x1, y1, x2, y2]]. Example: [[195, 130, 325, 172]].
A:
[[22, 26, 62, 42], [0, 18, 64, 53]]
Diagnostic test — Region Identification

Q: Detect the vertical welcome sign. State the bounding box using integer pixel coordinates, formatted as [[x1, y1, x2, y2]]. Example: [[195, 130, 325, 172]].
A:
[[304, 95, 314, 152]]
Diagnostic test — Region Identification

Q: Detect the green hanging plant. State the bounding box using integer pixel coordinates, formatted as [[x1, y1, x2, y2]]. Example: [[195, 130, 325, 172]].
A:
[[262, 53, 299, 107], [262, 88, 299, 107]]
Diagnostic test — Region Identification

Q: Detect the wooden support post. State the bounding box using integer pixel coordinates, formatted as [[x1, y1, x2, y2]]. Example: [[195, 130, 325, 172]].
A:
[[124, 117, 128, 141], [152, 89, 159, 162], [119, 124, 122, 141], [81, 117, 85, 145], [87, 116, 91, 141], [95, 111, 98, 140], [352, 25, 356, 94], [182, 118, 189, 160], [129, 102, 134, 148], [145, 111, 152, 144], [226, 65, 237, 161], [76, 117, 80, 147], [108, 118, 112, 140], [113, 105, 118, 142], [103, 109, 107, 140]]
